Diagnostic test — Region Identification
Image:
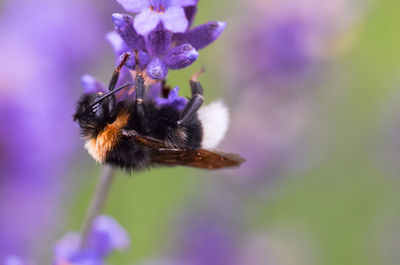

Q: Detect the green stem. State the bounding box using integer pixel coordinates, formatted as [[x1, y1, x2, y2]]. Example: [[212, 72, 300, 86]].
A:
[[80, 165, 116, 248]]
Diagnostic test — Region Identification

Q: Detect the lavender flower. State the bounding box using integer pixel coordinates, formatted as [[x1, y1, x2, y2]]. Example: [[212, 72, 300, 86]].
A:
[[53, 215, 130, 265], [117, 0, 199, 35], [82, 0, 225, 108], [111, 0, 226, 80], [111, 14, 196, 79]]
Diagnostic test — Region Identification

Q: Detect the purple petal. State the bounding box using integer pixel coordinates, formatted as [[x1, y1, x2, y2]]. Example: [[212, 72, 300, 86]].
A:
[[164, 43, 198, 69], [147, 58, 168, 79], [175, 21, 226, 50], [117, 0, 148, 13], [134, 9, 161, 36], [123, 51, 150, 70], [146, 23, 172, 57], [106, 31, 129, 57], [155, 87, 188, 111], [170, 0, 198, 6], [112, 13, 145, 50], [161, 7, 188, 33], [184, 5, 197, 28], [81, 75, 107, 94], [149, 0, 172, 9]]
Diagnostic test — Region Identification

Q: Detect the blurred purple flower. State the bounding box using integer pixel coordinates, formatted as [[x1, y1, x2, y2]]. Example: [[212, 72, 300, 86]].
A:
[[233, 0, 362, 85], [221, 0, 363, 185], [81, 75, 108, 94], [0, 0, 113, 259], [137, 193, 313, 265], [236, 14, 318, 84], [117, 0, 199, 35], [53, 215, 130, 265], [0, 39, 73, 259], [175, 216, 237, 265], [246, 17, 314, 80], [3, 255, 35, 265], [138, 198, 240, 265]]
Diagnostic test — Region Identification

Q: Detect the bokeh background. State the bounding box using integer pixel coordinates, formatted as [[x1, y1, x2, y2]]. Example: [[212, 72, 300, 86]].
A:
[[1, 0, 400, 264]]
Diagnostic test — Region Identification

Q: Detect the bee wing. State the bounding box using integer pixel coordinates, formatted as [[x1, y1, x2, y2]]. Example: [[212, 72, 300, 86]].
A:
[[133, 134, 245, 169], [151, 148, 245, 169]]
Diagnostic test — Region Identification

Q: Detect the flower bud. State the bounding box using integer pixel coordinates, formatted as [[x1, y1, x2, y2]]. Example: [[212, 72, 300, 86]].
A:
[[164, 43, 198, 70], [122, 51, 151, 70], [175, 21, 226, 50], [112, 13, 145, 50], [147, 58, 168, 79]]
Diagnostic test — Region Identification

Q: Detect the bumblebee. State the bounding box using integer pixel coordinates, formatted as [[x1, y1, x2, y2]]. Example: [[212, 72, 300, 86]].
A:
[[73, 53, 244, 170]]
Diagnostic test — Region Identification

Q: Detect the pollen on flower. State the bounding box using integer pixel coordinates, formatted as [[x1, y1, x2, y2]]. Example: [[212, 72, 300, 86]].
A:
[[150, 5, 166, 13]]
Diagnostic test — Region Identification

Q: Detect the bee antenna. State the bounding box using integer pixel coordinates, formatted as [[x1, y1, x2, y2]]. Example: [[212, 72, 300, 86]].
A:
[[89, 83, 132, 108]]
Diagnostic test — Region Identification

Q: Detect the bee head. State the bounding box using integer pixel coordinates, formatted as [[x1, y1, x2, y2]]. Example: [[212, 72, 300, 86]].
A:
[[73, 92, 115, 135], [73, 83, 132, 137]]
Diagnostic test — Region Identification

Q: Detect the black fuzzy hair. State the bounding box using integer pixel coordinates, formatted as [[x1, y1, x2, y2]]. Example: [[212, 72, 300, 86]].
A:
[[74, 96, 203, 171], [105, 101, 203, 171], [73, 93, 120, 139]]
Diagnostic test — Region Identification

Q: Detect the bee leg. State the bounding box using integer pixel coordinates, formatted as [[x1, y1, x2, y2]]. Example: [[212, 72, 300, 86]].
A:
[[108, 53, 130, 91], [177, 79, 204, 126], [135, 72, 151, 133]]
